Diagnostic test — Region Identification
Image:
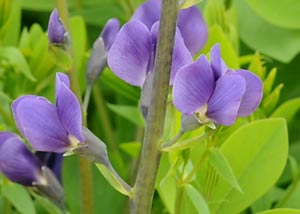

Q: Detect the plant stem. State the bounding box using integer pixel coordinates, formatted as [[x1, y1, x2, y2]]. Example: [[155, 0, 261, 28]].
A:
[[55, 1, 94, 213], [130, 0, 179, 213], [174, 186, 184, 214]]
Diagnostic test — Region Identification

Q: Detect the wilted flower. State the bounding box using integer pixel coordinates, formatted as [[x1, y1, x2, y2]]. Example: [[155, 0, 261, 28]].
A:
[[12, 72, 84, 153], [47, 9, 67, 44], [173, 44, 263, 126], [131, 0, 208, 55]]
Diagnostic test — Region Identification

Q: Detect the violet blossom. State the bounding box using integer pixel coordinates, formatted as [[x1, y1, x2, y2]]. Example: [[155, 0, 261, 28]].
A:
[[173, 44, 263, 126], [12, 72, 84, 153]]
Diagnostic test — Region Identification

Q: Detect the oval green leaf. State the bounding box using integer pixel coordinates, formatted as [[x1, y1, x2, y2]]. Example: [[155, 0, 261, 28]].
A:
[[210, 118, 288, 214]]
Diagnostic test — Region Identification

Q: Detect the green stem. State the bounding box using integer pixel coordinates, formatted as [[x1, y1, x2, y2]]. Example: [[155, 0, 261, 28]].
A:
[[174, 186, 184, 214], [55, 1, 94, 214], [83, 84, 92, 113], [161, 130, 185, 149], [130, 0, 179, 213], [183, 149, 209, 183]]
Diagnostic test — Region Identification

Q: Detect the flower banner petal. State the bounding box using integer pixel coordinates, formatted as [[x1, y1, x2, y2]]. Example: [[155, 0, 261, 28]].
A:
[[210, 44, 227, 80], [12, 96, 69, 153], [131, 0, 161, 29], [100, 18, 120, 51], [235, 69, 263, 116], [207, 74, 246, 125], [173, 55, 215, 115], [108, 21, 152, 86], [56, 82, 84, 143], [177, 6, 208, 55]]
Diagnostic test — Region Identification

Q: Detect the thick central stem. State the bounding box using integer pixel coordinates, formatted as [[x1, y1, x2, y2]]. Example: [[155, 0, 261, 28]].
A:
[[130, 0, 179, 213]]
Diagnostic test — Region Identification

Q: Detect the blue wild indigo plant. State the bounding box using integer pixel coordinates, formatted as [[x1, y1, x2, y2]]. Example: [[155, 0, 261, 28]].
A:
[[0, 0, 296, 214]]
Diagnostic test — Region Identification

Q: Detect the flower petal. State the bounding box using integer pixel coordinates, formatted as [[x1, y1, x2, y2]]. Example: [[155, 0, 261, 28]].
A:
[[235, 69, 263, 116], [55, 72, 70, 100], [56, 78, 84, 142], [131, 0, 161, 29], [173, 55, 215, 115], [100, 18, 120, 51], [177, 6, 208, 55], [210, 44, 227, 80], [47, 9, 66, 44], [107, 21, 152, 86], [12, 95, 69, 152], [150, 22, 193, 84], [207, 74, 246, 126], [0, 132, 42, 186]]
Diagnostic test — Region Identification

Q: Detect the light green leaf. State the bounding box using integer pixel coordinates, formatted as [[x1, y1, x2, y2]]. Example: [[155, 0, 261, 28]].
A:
[[180, 0, 201, 9], [202, 25, 239, 69], [208, 148, 242, 192], [271, 98, 300, 125], [235, 0, 300, 63], [256, 208, 300, 214], [246, 0, 300, 30], [119, 142, 141, 158], [0, 47, 35, 81], [48, 45, 72, 70], [30, 191, 61, 214], [210, 119, 288, 214], [2, 182, 35, 214], [185, 184, 209, 214], [107, 103, 144, 127]]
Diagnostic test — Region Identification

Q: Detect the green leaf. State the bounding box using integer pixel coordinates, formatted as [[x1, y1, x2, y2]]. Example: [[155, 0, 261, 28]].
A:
[[271, 98, 300, 125], [201, 25, 239, 69], [185, 184, 209, 214], [180, 0, 201, 9], [256, 209, 300, 214], [210, 119, 288, 214], [30, 191, 61, 214], [107, 103, 144, 127], [48, 45, 72, 70], [0, 47, 35, 81], [208, 148, 242, 192], [246, 0, 300, 30], [235, 0, 300, 63], [119, 142, 141, 158], [2, 182, 35, 214]]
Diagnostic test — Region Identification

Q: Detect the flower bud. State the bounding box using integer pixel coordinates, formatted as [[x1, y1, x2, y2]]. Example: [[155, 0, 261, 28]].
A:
[[47, 9, 67, 45]]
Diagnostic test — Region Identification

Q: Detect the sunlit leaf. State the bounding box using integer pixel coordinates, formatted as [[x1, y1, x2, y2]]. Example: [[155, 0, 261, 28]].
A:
[[185, 184, 209, 214]]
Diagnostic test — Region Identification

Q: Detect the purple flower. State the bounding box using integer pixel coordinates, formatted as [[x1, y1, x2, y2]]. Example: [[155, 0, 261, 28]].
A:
[[47, 9, 66, 44], [131, 0, 208, 55], [12, 72, 84, 153], [173, 44, 263, 126], [107, 21, 193, 87], [100, 18, 120, 52], [0, 132, 44, 186]]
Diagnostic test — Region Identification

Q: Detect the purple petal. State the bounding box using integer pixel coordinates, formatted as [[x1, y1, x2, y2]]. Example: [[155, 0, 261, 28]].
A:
[[235, 69, 263, 116], [177, 6, 208, 55], [47, 9, 66, 44], [56, 75, 84, 142], [150, 22, 193, 84], [100, 18, 120, 51], [55, 72, 70, 100], [210, 44, 228, 80], [35, 152, 63, 183], [207, 74, 246, 126], [173, 55, 215, 115], [0, 132, 42, 186], [107, 21, 152, 86], [12, 95, 70, 153], [131, 0, 161, 30]]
